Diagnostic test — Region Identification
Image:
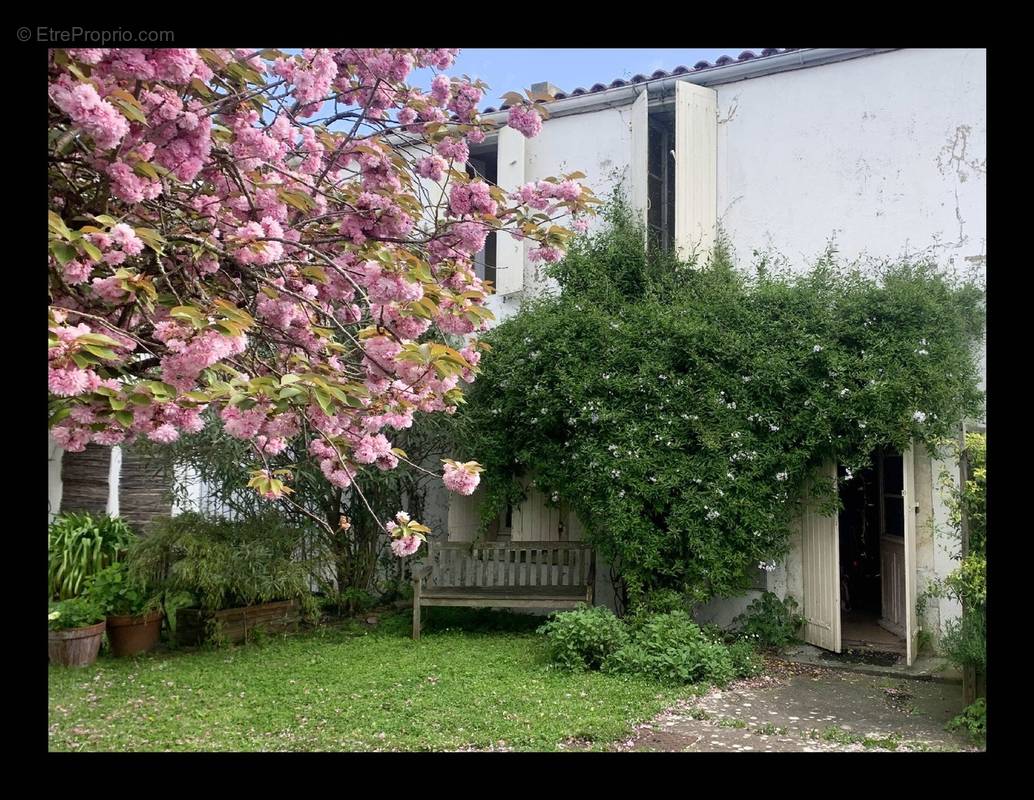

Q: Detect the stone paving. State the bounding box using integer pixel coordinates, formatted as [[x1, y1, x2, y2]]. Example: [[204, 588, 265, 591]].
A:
[[610, 659, 982, 752]]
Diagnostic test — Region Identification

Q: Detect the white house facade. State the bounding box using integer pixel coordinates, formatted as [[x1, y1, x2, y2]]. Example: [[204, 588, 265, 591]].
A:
[[441, 47, 986, 664], [47, 49, 985, 664]]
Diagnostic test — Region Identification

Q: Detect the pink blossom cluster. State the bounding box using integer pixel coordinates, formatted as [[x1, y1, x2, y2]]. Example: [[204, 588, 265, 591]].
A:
[[362, 261, 424, 305], [49, 47, 596, 536], [442, 460, 482, 495], [48, 78, 130, 152], [507, 104, 543, 138], [449, 182, 497, 217]]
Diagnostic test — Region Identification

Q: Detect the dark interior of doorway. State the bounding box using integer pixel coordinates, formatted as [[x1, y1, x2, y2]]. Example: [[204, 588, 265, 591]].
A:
[[837, 451, 906, 655]]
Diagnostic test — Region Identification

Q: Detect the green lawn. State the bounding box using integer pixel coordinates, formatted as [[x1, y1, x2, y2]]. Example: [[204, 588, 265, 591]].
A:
[[48, 609, 698, 751]]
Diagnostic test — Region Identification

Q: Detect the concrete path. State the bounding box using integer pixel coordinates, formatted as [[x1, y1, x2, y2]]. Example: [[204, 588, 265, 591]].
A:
[[612, 659, 982, 752]]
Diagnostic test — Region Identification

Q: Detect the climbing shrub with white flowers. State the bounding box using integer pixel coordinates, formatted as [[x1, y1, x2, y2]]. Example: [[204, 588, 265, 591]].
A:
[[455, 200, 985, 606], [47, 48, 598, 552]]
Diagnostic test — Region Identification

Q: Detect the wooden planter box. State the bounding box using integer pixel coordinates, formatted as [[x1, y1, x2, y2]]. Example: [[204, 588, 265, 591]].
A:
[[175, 599, 301, 646]]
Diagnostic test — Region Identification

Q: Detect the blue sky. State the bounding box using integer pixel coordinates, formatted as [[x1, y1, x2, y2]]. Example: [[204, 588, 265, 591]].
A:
[[431, 49, 759, 98]]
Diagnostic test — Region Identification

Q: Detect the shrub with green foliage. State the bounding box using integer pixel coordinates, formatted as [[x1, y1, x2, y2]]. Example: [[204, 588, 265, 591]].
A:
[[537, 605, 629, 670], [48, 596, 105, 631], [83, 561, 160, 617], [456, 197, 984, 604], [49, 513, 134, 600], [733, 591, 805, 649], [937, 433, 986, 674], [127, 512, 317, 617], [947, 698, 986, 742], [604, 611, 736, 685], [726, 640, 764, 678]]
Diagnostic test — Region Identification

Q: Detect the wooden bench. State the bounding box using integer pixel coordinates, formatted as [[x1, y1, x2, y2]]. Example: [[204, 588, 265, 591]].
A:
[[411, 540, 594, 638]]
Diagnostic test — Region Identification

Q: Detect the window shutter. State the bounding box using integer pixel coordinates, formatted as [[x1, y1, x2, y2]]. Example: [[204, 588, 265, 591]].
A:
[[674, 81, 718, 261], [629, 88, 650, 230], [494, 126, 526, 295]]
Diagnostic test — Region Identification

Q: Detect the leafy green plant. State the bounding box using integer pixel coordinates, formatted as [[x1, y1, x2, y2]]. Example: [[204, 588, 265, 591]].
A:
[[947, 698, 986, 742], [604, 611, 735, 686], [927, 433, 985, 677], [537, 605, 629, 670], [83, 561, 160, 617], [49, 513, 135, 600], [48, 597, 105, 631], [126, 512, 317, 617], [733, 592, 805, 649], [455, 196, 984, 603], [726, 639, 764, 678]]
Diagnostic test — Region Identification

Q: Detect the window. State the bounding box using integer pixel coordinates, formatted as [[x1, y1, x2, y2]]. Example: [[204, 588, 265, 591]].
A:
[[647, 110, 676, 254], [466, 148, 498, 287]]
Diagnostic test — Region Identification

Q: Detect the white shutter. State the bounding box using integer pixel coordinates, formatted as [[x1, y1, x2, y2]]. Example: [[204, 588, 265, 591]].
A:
[[494, 126, 526, 295], [801, 461, 842, 653], [629, 88, 650, 230], [673, 81, 718, 262]]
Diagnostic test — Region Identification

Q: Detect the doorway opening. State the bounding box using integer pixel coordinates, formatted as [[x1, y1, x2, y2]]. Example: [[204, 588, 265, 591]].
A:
[[837, 449, 906, 655]]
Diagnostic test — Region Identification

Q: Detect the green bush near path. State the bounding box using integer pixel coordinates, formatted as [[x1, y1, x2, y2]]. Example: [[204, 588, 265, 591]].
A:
[[48, 610, 697, 752]]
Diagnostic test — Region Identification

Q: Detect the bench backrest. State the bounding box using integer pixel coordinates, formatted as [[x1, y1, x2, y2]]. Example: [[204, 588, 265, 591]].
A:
[[427, 541, 594, 590]]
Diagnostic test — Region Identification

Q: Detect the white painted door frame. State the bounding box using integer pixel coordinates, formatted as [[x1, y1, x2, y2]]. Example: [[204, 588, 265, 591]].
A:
[[800, 448, 919, 664], [902, 442, 919, 666]]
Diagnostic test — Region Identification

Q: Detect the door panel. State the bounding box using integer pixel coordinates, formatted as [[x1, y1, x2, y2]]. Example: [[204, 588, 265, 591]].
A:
[[879, 536, 906, 636], [802, 462, 841, 653], [903, 443, 919, 665]]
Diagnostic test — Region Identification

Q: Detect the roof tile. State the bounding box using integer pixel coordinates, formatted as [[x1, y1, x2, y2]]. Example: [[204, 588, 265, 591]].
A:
[[479, 49, 797, 114]]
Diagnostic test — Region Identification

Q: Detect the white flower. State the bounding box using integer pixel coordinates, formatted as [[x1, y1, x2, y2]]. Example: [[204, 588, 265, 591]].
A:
[[917, 349, 929, 356], [395, 511, 411, 524], [742, 375, 752, 383], [858, 421, 867, 429], [731, 431, 741, 439], [813, 345, 823, 353], [913, 411, 927, 423], [769, 424, 780, 432], [530, 351, 540, 359], [776, 471, 788, 481], [706, 509, 720, 521], [758, 560, 776, 572], [839, 388, 849, 397]]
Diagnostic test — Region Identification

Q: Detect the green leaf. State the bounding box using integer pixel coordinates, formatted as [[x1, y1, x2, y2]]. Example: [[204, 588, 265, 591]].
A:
[[50, 241, 78, 267]]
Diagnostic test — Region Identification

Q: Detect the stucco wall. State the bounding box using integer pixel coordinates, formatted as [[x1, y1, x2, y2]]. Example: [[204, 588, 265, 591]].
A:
[[714, 48, 985, 274]]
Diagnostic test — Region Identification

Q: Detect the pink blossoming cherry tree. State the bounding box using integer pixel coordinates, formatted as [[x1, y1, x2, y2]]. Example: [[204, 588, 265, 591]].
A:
[[48, 48, 596, 553]]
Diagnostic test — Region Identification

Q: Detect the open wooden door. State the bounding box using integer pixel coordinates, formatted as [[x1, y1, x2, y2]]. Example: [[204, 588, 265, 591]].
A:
[[801, 461, 841, 653], [902, 443, 919, 665]]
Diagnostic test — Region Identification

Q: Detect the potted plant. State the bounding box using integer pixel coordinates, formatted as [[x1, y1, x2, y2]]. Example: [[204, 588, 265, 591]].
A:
[[48, 597, 106, 667], [85, 562, 164, 657], [49, 512, 134, 601], [129, 513, 317, 645]]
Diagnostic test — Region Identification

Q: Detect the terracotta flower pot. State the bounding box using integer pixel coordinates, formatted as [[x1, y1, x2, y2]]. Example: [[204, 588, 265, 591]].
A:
[[106, 610, 164, 657], [49, 620, 106, 667]]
